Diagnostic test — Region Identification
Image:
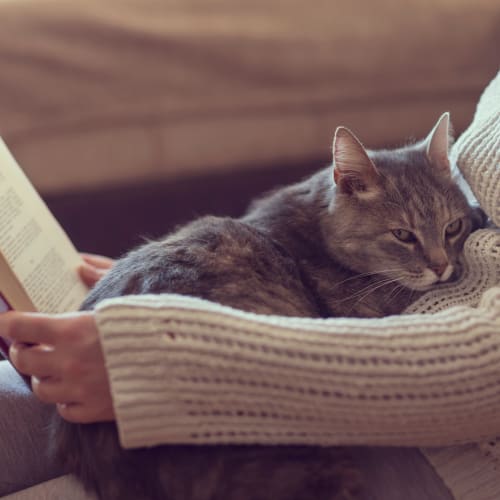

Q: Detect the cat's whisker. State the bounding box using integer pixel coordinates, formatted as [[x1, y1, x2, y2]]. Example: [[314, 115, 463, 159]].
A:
[[357, 278, 401, 300], [333, 279, 394, 304], [335, 276, 401, 305], [357, 278, 406, 303], [346, 277, 404, 312], [387, 283, 404, 300], [386, 283, 407, 304], [329, 268, 407, 292]]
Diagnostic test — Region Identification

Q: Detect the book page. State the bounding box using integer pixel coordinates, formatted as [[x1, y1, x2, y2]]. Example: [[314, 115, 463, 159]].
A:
[[0, 139, 88, 313]]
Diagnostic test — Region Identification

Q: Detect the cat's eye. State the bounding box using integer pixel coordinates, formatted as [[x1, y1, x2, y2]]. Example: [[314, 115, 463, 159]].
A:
[[445, 219, 463, 237], [391, 229, 417, 243]]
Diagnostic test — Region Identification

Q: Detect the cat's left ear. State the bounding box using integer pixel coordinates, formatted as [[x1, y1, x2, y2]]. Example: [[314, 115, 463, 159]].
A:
[[424, 112, 454, 176], [332, 127, 381, 198]]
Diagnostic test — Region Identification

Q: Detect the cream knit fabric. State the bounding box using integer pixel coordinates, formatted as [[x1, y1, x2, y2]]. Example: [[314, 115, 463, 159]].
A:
[[96, 287, 500, 448], [452, 73, 500, 227], [95, 71, 499, 496]]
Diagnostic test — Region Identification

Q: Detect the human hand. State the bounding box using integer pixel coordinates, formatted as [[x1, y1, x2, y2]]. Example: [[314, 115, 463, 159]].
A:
[[1, 311, 115, 423], [79, 253, 115, 287]]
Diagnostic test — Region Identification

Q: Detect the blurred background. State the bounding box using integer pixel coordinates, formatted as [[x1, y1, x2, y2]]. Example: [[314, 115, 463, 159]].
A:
[[0, 0, 498, 257]]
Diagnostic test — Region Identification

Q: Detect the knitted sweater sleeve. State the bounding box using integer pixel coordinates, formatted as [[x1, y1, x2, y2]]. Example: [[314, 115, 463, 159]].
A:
[[95, 70, 500, 450], [95, 286, 500, 450]]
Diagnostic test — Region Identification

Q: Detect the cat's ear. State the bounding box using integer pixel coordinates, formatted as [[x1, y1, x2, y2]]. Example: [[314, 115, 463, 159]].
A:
[[332, 127, 380, 198], [424, 112, 454, 176]]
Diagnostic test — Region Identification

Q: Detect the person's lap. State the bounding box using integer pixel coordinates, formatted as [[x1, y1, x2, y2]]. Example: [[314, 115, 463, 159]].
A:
[[0, 360, 65, 497], [0, 359, 453, 500]]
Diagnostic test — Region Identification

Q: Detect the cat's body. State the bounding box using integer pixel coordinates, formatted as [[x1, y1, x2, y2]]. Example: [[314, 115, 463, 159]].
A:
[[84, 166, 420, 321], [52, 115, 484, 500]]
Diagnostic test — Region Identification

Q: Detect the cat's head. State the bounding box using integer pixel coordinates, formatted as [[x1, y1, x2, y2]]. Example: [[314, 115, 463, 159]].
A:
[[324, 113, 485, 291]]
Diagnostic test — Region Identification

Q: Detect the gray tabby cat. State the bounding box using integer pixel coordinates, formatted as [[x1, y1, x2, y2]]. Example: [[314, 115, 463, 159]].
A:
[[52, 113, 484, 500]]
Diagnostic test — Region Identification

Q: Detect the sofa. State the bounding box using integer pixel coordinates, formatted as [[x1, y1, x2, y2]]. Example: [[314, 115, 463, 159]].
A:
[[0, 0, 498, 257]]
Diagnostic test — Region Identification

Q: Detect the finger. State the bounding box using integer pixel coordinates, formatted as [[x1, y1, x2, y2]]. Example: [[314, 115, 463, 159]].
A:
[[79, 263, 107, 287], [32, 377, 75, 405], [9, 342, 59, 378], [80, 253, 115, 270], [57, 402, 115, 424], [57, 402, 113, 424], [57, 403, 85, 423], [0, 312, 60, 345]]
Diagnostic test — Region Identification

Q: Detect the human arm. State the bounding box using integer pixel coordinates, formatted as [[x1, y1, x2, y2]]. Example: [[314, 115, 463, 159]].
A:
[[90, 280, 500, 450], [3, 272, 499, 449]]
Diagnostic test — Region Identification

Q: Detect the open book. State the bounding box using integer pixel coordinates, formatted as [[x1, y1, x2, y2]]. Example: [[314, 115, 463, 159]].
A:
[[0, 139, 88, 360]]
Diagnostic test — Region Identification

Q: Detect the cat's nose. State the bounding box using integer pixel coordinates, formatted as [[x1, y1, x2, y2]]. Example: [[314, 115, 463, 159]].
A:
[[430, 260, 448, 277]]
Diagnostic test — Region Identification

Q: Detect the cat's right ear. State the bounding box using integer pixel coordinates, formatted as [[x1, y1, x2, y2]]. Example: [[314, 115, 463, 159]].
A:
[[424, 112, 453, 177], [332, 127, 380, 198]]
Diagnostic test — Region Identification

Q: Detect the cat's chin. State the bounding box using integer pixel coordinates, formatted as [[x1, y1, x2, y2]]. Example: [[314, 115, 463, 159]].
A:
[[405, 283, 438, 292], [400, 273, 456, 292], [395, 272, 436, 291]]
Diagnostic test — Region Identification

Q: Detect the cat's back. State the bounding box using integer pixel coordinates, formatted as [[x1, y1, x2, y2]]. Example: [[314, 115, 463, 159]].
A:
[[83, 215, 320, 317]]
